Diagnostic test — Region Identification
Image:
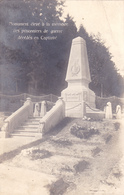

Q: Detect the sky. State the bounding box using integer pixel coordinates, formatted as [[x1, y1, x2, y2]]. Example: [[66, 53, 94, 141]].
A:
[[63, 0, 124, 75]]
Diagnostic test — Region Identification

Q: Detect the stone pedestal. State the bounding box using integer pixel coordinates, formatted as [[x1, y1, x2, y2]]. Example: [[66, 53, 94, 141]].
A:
[[116, 105, 122, 119], [33, 103, 40, 117], [105, 102, 112, 119], [61, 37, 95, 118], [40, 101, 46, 117]]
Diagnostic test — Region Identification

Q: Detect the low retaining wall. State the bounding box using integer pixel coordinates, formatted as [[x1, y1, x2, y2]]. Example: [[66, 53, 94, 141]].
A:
[[39, 98, 65, 134]]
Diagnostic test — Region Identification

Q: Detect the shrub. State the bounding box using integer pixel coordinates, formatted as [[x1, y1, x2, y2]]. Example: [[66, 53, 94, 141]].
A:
[[70, 123, 100, 139]]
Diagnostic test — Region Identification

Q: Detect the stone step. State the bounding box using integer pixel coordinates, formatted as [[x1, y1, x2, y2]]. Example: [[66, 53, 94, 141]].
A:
[[24, 121, 40, 125], [14, 127, 38, 133], [16, 128, 39, 132], [29, 116, 41, 118], [14, 128, 38, 132], [10, 117, 42, 138], [27, 119, 41, 123], [11, 128, 41, 138], [11, 132, 41, 138], [21, 126, 39, 129]]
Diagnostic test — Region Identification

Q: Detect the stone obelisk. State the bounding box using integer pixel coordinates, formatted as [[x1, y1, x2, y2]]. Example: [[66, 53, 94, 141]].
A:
[[61, 36, 95, 118]]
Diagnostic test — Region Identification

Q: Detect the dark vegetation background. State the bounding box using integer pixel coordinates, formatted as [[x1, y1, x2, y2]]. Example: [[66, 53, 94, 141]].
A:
[[0, 0, 124, 97]]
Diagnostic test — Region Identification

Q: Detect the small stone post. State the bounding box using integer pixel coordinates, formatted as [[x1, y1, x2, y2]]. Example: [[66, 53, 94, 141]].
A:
[[34, 103, 40, 117], [40, 101, 46, 117], [105, 102, 112, 119], [24, 97, 33, 117], [116, 105, 122, 119], [57, 97, 65, 118], [1, 121, 9, 138]]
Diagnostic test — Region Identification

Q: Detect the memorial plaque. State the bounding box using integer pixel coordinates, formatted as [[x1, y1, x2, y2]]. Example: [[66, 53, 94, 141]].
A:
[[66, 93, 81, 102]]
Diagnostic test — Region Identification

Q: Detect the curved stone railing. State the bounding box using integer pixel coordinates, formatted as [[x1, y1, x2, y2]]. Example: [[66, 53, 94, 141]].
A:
[[1, 98, 33, 138], [38, 97, 65, 134]]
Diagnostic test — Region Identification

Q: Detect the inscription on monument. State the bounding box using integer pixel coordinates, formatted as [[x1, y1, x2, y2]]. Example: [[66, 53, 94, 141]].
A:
[[66, 93, 81, 102]]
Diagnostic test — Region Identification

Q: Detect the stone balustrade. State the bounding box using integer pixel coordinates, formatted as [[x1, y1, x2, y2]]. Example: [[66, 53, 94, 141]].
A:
[[1, 97, 65, 138], [38, 97, 65, 134], [1, 98, 33, 138]]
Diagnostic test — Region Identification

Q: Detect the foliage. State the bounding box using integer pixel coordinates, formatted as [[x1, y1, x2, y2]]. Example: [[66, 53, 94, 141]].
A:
[[0, 0, 77, 95], [24, 0, 65, 21], [70, 122, 100, 139], [78, 25, 124, 97]]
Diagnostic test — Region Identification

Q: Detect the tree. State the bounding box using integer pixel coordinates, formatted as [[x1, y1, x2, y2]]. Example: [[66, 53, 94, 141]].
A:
[[21, 1, 77, 95], [23, 0, 65, 23], [78, 25, 124, 97], [0, 0, 78, 95]]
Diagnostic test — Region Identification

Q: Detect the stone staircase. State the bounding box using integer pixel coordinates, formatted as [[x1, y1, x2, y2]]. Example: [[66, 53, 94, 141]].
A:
[[11, 117, 41, 138]]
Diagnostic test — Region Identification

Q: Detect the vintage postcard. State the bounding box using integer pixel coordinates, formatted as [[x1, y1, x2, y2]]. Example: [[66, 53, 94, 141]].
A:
[[0, 0, 124, 194]]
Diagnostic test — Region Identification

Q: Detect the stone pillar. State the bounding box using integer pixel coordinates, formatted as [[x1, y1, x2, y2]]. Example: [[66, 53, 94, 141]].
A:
[[105, 102, 112, 119], [57, 97, 65, 118], [34, 103, 40, 117], [40, 101, 46, 117], [61, 36, 95, 118], [116, 105, 122, 119], [24, 97, 33, 117], [24, 97, 31, 105], [1, 121, 9, 138]]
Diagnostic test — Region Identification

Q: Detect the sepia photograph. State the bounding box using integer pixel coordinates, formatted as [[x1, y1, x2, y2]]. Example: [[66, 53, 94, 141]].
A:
[[0, 0, 124, 194]]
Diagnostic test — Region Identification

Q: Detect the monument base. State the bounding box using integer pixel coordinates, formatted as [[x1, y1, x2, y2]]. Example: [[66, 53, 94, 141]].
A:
[[61, 86, 95, 118]]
